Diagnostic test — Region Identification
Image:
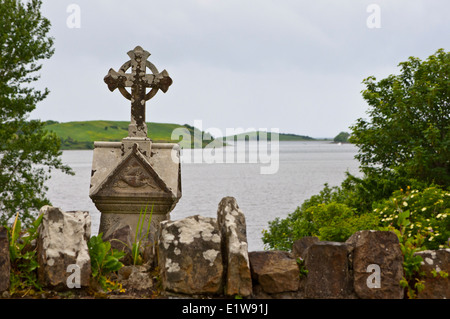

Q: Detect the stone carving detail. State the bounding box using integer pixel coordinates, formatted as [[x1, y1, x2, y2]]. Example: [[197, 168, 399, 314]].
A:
[[92, 144, 171, 198], [90, 46, 180, 250], [104, 46, 173, 137], [113, 158, 159, 191]]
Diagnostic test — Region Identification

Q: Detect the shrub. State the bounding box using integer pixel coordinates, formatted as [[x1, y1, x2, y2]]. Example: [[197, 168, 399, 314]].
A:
[[262, 199, 379, 250], [298, 202, 379, 242], [262, 184, 449, 252], [374, 186, 450, 250]]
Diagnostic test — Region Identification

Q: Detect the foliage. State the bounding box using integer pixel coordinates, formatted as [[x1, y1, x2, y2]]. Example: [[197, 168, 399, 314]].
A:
[[262, 184, 380, 250], [131, 204, 153, 265], [0, 0, 73, 227], [333, 131, 350, 143], [296, 257, 308, 278], [382, 206, 427, 299], [350, 49, 449, 187], [262, 49, 450, 254], [87, 233, 125, 292], [7, 211, 43, 295], [374, 187, 450, 250]]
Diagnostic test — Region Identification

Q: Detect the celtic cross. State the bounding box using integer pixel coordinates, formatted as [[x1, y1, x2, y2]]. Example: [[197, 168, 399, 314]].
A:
[[104, 46, 173, 137]]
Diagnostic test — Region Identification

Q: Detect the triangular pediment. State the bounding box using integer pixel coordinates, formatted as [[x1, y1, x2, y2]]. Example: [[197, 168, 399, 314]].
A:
[[90, 144, 173, 198]]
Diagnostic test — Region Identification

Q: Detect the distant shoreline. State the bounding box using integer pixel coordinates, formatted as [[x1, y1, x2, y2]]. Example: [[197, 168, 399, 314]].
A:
[[44, 120, 327, 150]]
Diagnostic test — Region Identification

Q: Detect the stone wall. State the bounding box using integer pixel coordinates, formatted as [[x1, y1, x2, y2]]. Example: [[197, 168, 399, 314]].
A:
[[0, 199, 448, 299]]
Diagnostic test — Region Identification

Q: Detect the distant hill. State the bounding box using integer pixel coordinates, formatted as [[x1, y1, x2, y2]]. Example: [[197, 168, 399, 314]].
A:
[[224, 131, 315, 142], [44, 120, 215, 150], [44, 121, 316, 150]]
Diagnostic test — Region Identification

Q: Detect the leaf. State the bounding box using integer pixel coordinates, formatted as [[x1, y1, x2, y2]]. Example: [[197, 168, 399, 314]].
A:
[[398, 210, 410, 228]]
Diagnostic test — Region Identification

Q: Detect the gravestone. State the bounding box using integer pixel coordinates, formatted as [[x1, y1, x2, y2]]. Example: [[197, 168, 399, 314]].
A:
[[89, 46, 181, 243]]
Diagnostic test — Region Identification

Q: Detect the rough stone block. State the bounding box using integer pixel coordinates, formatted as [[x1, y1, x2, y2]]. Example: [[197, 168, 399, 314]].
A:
[[103, 221, 133, 264], [303, 241, 354, 298], [217, 197, 252, 297], [249, 250, 299, 294], [415, 249, 450, 299], [346, 230, 404, 299], [37, 206, 91, 289], [292, 236, 319, 260], [103, 221, 133, 253], [118, 265, 153, 292], [0, 227, 10, 292], [157, 215, 223, 295]]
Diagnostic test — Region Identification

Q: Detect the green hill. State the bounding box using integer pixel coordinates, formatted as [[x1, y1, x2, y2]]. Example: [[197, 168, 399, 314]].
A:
[[44, 120, 218, 150], [44, 121, 316, 150]]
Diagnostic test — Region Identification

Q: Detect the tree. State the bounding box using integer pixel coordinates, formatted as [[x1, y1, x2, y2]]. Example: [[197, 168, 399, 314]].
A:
[[333, 131, 350, 143], [350, 49, 449, 187], [0, 0, 73, 227], [262, 49, 450, 252]]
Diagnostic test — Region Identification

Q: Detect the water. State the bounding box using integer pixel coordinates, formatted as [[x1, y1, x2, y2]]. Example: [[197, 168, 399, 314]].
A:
[[45, 141, 361, 251]]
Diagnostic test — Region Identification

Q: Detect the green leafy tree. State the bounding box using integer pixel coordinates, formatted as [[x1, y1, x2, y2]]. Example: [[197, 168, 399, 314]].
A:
[[0, 0, 73, 227], [350, 49, 449, 187], [262, 49, 450, 252]]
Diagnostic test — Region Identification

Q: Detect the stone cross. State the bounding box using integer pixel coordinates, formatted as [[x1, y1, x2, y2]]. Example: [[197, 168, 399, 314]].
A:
[[104, 46, 173, 137]]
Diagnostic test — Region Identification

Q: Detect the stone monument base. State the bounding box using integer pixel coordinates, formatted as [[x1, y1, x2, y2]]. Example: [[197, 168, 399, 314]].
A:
[[89, 138, 181, 242]]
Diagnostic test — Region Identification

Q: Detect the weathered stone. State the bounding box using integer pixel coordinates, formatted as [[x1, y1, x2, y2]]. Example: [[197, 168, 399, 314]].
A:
[[103, 221, 133, 254], [90, 142, 181, 247], [415, 249, 450, 299], [303, 241, 354, 299], [217, 197, 252, 297], [292, 236, 319, 260], [249, 251, 299, 294], [142, 242, 156, 266], [90, 142, 181, 242], [37, 206, 91, 289], [118, 265, 153, 291], [90, 46, 180, 248], [346, 230, 404, 299], [104, 46, 173, 138], [0, 227, 10, 292], [102, 221, 134, 265], [157, 215, 223, 295]]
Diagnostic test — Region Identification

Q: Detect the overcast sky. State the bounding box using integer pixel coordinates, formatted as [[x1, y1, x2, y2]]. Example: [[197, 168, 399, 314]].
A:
[[29, 0, 449, 138]]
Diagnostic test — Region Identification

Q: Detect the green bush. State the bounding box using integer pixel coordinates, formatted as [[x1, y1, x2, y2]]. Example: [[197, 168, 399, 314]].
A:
[[297, 202, 379, 242], [374, 186, 450, 250], [262, 184, 450, 252], [262, 191, 379, 250]]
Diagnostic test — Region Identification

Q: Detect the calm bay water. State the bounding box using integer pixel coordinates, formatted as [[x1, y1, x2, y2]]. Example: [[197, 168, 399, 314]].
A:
[[45, 141, 360, 251]]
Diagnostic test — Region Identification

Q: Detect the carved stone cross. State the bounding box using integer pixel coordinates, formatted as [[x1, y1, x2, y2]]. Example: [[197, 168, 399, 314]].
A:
[[104, 46, 173, 137]]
